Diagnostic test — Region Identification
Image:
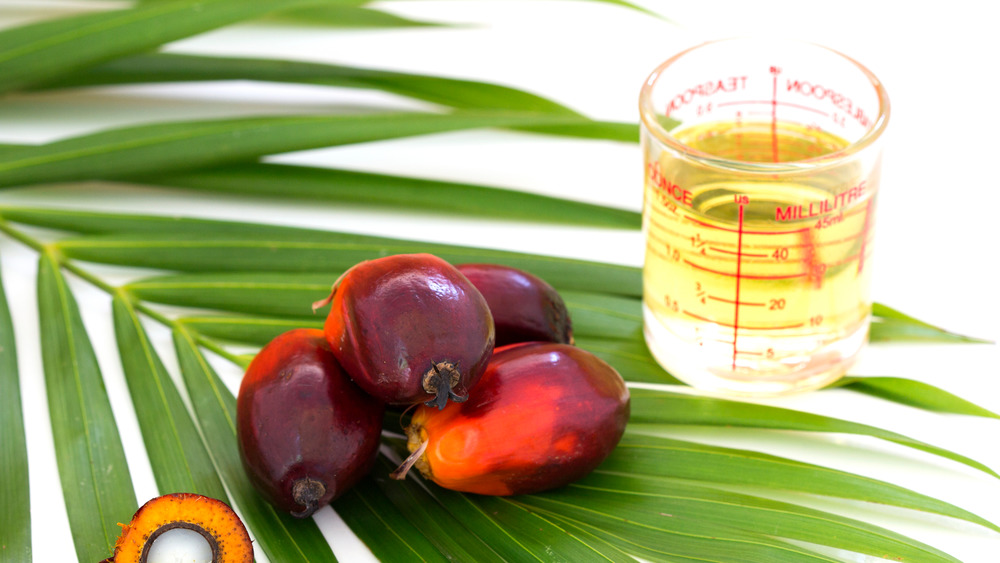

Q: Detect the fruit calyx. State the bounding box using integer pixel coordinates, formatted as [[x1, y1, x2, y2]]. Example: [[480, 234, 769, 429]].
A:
[[423, 361, 466, 410], [310, 269, 350, 313], [390, 438, 428, 481], [290, 477, 327, 518]]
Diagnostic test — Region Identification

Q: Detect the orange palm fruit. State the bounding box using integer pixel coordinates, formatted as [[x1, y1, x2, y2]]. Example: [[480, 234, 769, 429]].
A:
[[100, 493, 252, 562], [392, 342, 629, 495]]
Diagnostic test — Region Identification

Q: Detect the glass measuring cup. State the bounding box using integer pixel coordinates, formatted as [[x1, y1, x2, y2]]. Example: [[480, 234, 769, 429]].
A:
[[639, 38, 890, 396]]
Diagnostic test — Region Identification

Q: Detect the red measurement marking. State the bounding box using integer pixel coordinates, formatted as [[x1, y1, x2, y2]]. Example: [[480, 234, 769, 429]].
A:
[[656, 200, 868, 238], [690, 229, 874, 257], [683, 310, 806, 331], [732, 203, 746, 370], [683, 259, 809, 279], [753, 322, 807, 330], [685, 215, 811, 235], [709, 246, 768, 257], [717, 100, 828, 116], [709, 295, 765, 306]]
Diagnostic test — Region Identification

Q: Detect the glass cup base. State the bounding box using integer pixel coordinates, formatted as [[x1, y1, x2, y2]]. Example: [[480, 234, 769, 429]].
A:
[[642, 305, 868, 397]]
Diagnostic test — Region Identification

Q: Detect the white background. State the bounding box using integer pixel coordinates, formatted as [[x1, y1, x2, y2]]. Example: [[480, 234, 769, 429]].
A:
[[1, 1, 998, 561]]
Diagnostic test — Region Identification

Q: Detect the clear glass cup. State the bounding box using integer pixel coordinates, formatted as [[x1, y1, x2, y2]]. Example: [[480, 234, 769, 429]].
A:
[[639, 38, 890, 396]]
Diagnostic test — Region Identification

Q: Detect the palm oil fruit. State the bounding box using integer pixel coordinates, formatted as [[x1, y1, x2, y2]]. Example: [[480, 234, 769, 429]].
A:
[[456, 263, 573, 347], [100, 493, 252, 563], [237, 328, 384, 518], [315, 253, 495, 409], [392, 342, 630, 495]]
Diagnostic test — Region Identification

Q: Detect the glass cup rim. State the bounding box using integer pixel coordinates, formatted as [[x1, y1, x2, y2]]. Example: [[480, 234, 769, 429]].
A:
[[638, 37, 890, 172]]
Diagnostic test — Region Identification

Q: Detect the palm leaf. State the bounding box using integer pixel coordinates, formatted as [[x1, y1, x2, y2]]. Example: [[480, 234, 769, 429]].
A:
[[376, 456, 638, 563], [534, 511, 734, 563], [43, 236, 643, 298], [35, 252, 137, 562], [526, 503, 833, 563], [839, 376, 1000, 418], [172, 328, 340, 561], [629, 388, 997, 478], [517, 475, 960, 562], [448, 494, 645, 562], [868, 319, 986, 342], [577, 336, 685, 385], [26, 51, 639, 141], [600, 433, 998, 533], [35, 52, 579, 115], [179, 315, 323, 346], [0, 259, 31, 563], [264, 5, 444, 27], [0, 111, 591, 189], [871, 303, 989, 343], [340, 456, 508, 562], [518, 513, 640, 562], [126, 0, 662, 24], [124, 163, 640, 228], [111, 295, 228, 499], [334, 482, 453, 562], [0, 0, 338, 94]]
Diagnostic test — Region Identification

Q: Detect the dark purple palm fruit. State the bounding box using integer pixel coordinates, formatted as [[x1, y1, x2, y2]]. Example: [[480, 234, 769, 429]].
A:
[[314, 253, 495, 409], [237, 329, 384, 518], [456, 263, 572, 347]]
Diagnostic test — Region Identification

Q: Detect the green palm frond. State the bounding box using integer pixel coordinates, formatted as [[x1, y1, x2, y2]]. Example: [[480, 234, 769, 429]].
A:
[[0, 261, 31, 562]]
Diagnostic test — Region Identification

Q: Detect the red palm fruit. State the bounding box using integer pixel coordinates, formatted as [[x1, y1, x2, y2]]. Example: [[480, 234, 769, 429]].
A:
[[315, 253, 495, 409], [237, 329, 384, 518], [456, 263, 572, 347], [391, 342, 629, 495]]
